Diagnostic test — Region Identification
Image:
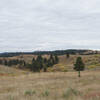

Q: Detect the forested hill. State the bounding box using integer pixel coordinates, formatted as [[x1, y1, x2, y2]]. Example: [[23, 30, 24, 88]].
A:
[[33, 49, 97, 55], [0, 49, 98, 57]]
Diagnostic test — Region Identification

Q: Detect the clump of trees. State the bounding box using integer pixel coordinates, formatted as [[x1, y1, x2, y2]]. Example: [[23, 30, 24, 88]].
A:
[[0, 54, 59, 72], [0, 59, 26, 67], [30, 54, 59, 72], [74, 57, 85, 77]]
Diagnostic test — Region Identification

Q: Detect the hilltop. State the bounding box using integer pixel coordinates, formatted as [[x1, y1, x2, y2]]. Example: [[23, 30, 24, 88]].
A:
[[0, 54, 100, 73], [0, 49, 99, 57]]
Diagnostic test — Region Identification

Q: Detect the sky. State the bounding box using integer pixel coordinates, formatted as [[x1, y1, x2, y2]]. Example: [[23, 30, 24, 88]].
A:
[[0, 0, 100, 52]]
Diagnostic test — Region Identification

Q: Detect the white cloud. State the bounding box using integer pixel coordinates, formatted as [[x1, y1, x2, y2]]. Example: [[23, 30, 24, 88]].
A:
[[0, 0, 100, 52]]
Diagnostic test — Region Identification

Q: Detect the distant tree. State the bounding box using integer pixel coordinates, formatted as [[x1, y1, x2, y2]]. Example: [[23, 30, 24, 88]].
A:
[[54, 55, 59, 64], [74, 57, 85, 77], [4, 60, 8, 66], [47, 59, 52, 67], [43, 58, 48, 72], [31, 55, 44, 72], [31, 60, 36, 72], [19, 60, 24, 65], [36, 55, 43, 62], [23, 61, 26, 67], [32, 58, 35, 64], [32, 60, 41, 72], [50, 54, 55, 65], [95, 51, 98, 54], [30, 59, 36, 72], [43, 58, 48, 64], [66, 53, 70, 58], [0, 59, 3, 65], [11, 60, 17, 65], [47, 54, 58, 67], [50, 54, 53, 59], [7, 60, 12, 66], [36, 55, 44, 70]]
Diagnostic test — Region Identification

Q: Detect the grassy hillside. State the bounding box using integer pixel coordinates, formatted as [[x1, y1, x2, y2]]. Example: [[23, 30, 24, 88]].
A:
[[0, 54, 100, 100], [1, 54, 100, 72], [49, 54, 100, 72], [0, 65, 31, 76]]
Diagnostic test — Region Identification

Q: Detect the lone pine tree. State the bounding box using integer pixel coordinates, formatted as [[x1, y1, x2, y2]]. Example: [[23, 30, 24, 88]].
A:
[[74, 57, 85, 77], [66, 53, 70, 58]]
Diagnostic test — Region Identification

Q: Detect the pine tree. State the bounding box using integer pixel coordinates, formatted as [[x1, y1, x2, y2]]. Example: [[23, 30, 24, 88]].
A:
[[47, 59, 52, 67], [8, 60, 12, 66], [49, 54, 55, 66], [43, 58, 47, 63], [32, 58, 35, 64], [66, 53, 70, 58], [32, 60, 41, 72], [43, 58, 48, 72], [36, 55, 42, 62], [54, 55, 59, 64], [36, 55, 43, 70], [31, 55, 43, 72], [0, 59, 3, 65], [23, 61, 26, 67], [4, 60, 8, 66], [74, 57, 85, 77]]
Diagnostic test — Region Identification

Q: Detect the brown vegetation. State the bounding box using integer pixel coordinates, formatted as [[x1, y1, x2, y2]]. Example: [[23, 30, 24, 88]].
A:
[[0, 54, 100, 100], [0, 70, 100, 100]]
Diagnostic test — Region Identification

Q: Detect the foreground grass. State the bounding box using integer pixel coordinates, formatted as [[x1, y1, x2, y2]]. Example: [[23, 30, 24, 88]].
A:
[[0, 71, 100, 100]]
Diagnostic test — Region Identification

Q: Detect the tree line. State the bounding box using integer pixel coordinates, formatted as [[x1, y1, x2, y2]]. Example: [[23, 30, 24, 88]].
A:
[[28, 54, 59, 72], [0, 54, 59, 72], [0, 49, 92, 57], [0, 59, 26, 67]]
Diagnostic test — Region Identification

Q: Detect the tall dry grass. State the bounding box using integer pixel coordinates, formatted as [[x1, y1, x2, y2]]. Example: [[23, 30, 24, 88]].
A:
[[0, 71, 100, 100]]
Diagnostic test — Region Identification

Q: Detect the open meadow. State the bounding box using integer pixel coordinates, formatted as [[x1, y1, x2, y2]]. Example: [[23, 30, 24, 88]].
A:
[[0, 70, 100, 100], [0, 54, 100, 100]]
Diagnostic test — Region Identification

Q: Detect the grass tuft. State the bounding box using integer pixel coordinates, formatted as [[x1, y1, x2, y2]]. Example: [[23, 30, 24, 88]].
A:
[[42, 90, 49, 97], [24, 90, 36, 96], [62, 87, 81, 99]]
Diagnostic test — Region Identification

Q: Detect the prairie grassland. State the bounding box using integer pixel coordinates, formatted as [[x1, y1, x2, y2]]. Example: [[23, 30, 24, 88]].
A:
[[0, 54, 100, 100], [0, 70, 100, 100]]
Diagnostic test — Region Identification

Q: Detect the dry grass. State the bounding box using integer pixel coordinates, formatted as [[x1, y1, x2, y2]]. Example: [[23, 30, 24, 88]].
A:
[[0, 65, 31, 77], [47, 54, 100, 72], [0, 54, 100, 100], [0, 70, 100, 100]]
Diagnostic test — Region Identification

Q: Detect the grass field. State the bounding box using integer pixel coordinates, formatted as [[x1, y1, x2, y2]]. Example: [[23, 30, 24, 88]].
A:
[[0, 54, 100, 100], [0, 70, 100, 100]]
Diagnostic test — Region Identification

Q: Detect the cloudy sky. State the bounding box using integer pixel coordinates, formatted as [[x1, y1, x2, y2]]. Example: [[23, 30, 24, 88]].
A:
[[0, 0, 100, 52]]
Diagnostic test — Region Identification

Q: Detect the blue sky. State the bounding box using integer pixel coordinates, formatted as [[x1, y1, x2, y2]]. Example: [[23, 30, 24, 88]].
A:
[[0, 0, 100, 52]]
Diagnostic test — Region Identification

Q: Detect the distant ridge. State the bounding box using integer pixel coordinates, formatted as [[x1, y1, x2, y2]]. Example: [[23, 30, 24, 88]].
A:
[[0, 49, 99, 57]]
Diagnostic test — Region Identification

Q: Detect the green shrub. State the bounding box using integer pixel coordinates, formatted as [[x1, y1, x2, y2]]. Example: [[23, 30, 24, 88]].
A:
[[8, 95, 14, 100], [62, 88, 81, 99], [42, 90, 49, 97], [24, 90, 36, 96]]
